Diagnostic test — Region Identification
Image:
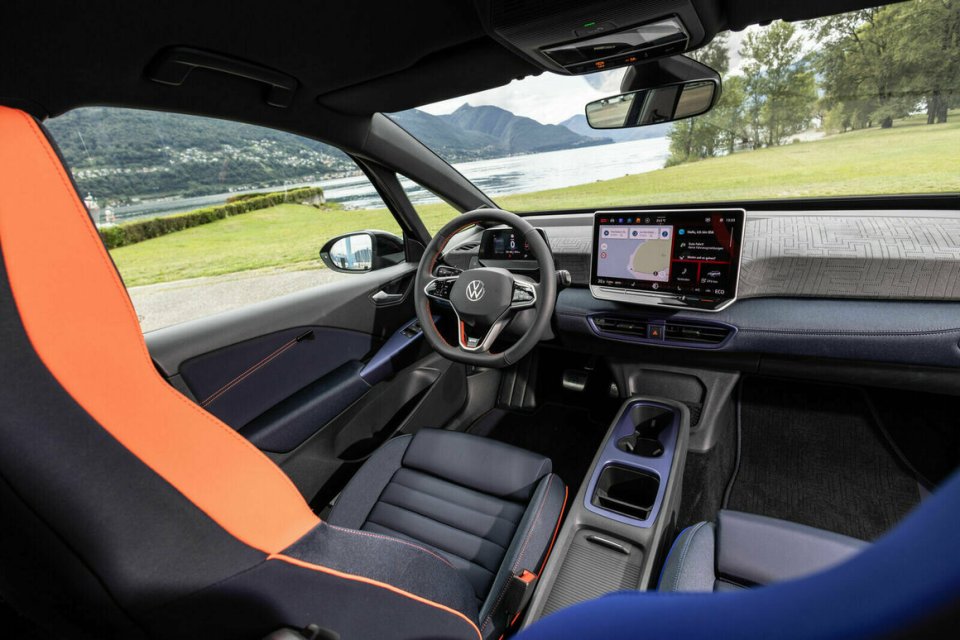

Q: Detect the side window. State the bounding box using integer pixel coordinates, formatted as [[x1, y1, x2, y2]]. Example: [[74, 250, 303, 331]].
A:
[[46, 107, 404, 332]]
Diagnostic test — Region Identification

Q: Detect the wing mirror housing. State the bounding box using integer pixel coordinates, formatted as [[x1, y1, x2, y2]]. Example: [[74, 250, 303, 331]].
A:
[[585, 55, 721, 130], [319, 230, 404, 273]]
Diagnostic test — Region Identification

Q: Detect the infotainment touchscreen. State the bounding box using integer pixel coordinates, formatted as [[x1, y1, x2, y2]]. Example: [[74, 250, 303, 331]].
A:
[[590, 209, 745, 311]]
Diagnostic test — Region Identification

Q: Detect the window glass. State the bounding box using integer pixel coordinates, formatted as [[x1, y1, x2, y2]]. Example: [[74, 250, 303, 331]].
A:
[[389, 0, 960, 211], [46, 107, 402, 332]]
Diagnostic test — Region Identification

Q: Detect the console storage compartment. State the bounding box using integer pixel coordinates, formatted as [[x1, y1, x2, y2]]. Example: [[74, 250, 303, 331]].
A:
[[592, 465, 660, 520]]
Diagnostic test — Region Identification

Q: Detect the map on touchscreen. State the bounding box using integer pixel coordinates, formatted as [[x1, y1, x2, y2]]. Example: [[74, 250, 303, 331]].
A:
[[597, 225, 674, 283]]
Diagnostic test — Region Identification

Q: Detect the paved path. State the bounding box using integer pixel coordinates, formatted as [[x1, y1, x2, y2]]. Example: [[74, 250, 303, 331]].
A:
[[128, 267, 348, 332]]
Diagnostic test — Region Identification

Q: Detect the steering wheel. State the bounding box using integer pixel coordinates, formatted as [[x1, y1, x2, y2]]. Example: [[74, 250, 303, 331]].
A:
[[415, 208, 557, 368]]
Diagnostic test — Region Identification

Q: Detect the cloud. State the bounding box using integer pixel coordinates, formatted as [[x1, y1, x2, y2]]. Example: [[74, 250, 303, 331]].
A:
[[420, 69, 625, 125], [418, 21, 814, 124]]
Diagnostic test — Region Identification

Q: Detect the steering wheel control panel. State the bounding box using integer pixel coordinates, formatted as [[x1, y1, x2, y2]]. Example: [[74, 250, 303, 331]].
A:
[[590, 208, 745, 311]]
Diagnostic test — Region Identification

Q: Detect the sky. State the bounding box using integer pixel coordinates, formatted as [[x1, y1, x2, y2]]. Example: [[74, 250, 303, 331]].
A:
[[419, 26, 762, 125]]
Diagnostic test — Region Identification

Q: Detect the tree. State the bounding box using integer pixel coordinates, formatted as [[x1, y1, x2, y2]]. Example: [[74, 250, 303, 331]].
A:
[[740, 21, 818, 144], [666, 34, 733, 165], [892, 0, 960, 124], [810, 4, 945, 129], [709, 75, 749, 154]]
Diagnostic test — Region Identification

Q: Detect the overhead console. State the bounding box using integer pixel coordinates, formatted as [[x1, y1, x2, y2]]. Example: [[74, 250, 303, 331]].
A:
[[478, 0, 706, 75], [590, 209, 745, 311]]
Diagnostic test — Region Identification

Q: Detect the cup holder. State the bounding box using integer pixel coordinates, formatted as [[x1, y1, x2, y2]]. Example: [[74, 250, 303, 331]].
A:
[[615, 405, 674, 458], [591, 465, 660, 521], [616, 435, 664, 457]]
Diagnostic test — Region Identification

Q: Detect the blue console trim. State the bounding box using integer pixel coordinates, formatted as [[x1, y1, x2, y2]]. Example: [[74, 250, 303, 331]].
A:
[[360, 317, 432, 385], [583, 400, 680, 528]]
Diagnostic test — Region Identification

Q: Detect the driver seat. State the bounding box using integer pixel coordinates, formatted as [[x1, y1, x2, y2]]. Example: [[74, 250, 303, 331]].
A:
[[0, 105, 566, 640]]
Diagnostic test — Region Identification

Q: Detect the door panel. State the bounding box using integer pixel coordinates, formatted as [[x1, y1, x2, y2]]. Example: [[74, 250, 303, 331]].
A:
[[147, 263, 416, 377], [145, 262, 467, 500], [179, 327, 374, 429], [240, 360, 370, 452]]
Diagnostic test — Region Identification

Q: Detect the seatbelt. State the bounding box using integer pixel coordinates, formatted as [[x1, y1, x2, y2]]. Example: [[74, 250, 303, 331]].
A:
[[503, 570, 539, 628]]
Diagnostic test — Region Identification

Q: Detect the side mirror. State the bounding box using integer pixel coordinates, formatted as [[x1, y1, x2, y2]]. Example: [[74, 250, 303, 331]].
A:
[[319, 230, 404, 273], [585, 55, 721, 130]]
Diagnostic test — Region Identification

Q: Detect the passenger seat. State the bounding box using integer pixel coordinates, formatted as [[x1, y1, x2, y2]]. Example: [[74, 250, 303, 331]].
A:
[[659, 511, 868, 592]]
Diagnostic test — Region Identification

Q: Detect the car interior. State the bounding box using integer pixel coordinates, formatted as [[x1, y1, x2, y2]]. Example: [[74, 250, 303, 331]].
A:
[[1, 1, 959, 639]]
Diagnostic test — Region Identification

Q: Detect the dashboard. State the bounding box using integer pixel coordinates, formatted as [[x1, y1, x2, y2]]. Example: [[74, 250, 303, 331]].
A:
[[436, 207, 960, 372]]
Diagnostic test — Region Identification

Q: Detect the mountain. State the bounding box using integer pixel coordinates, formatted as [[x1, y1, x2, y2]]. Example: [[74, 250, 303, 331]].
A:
[[560, 114, 673, 142], [387, 109, 502, 160], [441, 104, 612, 154], [389, 105, 613, 160], [46, 104, 615, 206], [47, 107, 353, 204]]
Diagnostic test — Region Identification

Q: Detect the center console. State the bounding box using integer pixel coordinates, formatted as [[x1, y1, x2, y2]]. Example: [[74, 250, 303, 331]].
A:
[[521, 396, 691, 622], [585, 403, 679, 526]]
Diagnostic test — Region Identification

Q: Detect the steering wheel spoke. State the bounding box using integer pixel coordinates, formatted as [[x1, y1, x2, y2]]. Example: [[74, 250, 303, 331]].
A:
[[458, 316, 510, 352], [510, 278, 538, 309], [423, 276, 458, 302]]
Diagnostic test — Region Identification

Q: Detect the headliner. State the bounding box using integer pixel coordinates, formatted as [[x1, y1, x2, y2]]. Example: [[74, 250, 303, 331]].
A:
[[0, 1, 897, 145]]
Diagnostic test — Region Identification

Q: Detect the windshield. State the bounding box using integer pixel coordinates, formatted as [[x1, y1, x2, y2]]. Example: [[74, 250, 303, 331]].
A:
[[390, 0, 960, 212]]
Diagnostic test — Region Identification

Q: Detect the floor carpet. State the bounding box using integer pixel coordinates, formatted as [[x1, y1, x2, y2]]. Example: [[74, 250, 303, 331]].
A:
[[727, 377, 921, 541]]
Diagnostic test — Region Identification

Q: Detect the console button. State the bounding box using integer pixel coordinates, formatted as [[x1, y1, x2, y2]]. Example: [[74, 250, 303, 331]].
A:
[[647, 325, 664, 340]]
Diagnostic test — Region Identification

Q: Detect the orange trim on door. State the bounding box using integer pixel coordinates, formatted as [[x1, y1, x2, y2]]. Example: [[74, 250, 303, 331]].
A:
[[270, 553, 482, 640], [0, 106, 319, 554]]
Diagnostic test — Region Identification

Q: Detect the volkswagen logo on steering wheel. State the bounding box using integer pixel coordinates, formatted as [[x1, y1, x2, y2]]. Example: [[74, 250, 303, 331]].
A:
[[465, 279, 485, 302]]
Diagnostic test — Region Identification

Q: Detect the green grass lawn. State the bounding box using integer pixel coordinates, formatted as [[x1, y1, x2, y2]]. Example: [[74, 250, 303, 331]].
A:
[[112, 117, 960, 286], [501, 114, 960, 211]]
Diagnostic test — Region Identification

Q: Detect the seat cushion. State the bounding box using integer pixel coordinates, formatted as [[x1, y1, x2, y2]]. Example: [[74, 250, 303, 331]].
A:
[[659, 510, 868, 592], [328, 428, 567, 638]]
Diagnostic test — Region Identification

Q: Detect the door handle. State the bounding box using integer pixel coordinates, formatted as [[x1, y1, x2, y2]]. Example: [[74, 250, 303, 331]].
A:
[[371, 290, 404, 305]]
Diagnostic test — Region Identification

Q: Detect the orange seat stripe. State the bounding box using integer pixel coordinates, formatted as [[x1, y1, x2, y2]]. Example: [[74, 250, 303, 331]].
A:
[[0, 106, 319, 554], [270, 553, 482, 640]]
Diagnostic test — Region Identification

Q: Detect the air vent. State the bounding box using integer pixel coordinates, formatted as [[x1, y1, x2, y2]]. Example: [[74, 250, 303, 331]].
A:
[[664, 323, 731, 345], [452, 241, 480, 252], [592, 316, 733, 348], [593, 317, 649, 337]]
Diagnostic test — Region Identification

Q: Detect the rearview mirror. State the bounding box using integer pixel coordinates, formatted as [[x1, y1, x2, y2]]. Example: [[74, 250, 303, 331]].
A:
[[320, 230, 404, 273], [585, 54, 721, 130], [586, 79, 719, 129]]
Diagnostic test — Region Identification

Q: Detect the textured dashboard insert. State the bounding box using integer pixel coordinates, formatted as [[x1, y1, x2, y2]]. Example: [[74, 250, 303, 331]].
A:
[[738, 215, 960, 300]]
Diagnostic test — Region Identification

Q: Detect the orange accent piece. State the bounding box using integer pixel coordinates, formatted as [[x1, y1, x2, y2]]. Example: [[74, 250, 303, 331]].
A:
[[270, 553, 482, 640], [518, 569, 537, 584], [0, 107, 319, 554]]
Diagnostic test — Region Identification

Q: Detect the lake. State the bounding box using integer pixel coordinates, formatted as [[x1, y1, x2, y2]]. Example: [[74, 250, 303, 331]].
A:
[[111, 137, 670, 221]]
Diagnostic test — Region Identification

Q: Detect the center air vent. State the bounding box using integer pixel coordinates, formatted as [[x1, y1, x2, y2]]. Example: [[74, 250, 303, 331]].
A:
[[592, 316, 733, 348], [664, 323, 731, 345], [593, 317, 648, 337]]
